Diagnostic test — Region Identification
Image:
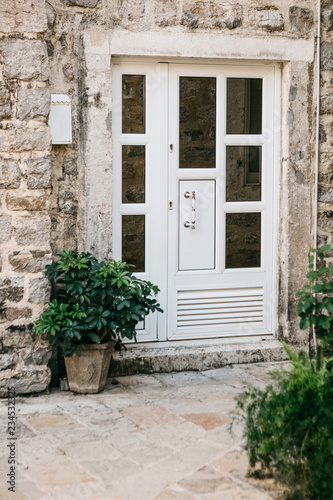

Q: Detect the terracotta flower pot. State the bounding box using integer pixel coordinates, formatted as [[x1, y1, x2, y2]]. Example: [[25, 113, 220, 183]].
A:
[[64, 340, 115, 394]]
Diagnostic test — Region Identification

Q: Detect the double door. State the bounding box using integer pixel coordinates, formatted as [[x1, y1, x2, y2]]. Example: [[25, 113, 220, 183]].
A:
[[113, 61, 278, 342]]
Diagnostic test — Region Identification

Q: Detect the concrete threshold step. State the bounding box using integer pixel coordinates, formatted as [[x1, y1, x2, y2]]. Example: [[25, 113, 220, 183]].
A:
[[110, 339, 289, 376]]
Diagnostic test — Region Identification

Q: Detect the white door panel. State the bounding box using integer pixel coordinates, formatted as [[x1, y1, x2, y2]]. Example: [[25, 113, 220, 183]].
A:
[[179, 180, 215, 271], [168, 63, 276, 340], [113, 61, 279, 342]]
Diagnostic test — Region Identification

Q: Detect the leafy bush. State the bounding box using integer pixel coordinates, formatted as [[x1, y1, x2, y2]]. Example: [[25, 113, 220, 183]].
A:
[[232, 245, 333, 499], [233, 344, 333, 499], [297, 245, 333, 367], [34, 249, 162, 356]]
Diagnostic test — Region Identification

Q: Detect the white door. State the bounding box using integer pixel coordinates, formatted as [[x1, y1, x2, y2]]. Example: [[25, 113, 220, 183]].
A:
[[113, 61, 278, 342]]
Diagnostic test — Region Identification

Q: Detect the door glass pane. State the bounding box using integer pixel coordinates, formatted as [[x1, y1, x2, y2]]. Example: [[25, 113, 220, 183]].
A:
[[227, 78, 262, 134], [226, 213, 261, 268], [122, 215, 145, 272], [122, 145, 145, 203], [179, 76, 216, 169], [226, 146, 261, 202], [122, 75, 145, 134]]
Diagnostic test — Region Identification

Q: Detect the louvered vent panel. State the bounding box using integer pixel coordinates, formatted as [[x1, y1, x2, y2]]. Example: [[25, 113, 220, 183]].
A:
[[177, 288, 264, 329]]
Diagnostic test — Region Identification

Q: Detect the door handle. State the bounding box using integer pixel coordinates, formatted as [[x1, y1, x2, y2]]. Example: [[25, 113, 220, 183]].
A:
[[184, 191, 196, 229]]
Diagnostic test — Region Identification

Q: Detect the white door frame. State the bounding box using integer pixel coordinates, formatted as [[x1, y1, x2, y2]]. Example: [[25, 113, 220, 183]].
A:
[[112, 60, 280, 343]]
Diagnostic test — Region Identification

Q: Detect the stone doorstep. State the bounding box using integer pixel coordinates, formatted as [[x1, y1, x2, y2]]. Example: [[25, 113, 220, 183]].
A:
[[110, 339, 288, 376]]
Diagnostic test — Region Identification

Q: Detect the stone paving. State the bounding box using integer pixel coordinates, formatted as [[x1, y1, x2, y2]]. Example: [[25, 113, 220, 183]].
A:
[[0, 362, 289, 500]]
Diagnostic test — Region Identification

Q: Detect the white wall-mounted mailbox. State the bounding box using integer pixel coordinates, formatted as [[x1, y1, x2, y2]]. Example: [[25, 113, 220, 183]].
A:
[[49, 94, 72, 145]]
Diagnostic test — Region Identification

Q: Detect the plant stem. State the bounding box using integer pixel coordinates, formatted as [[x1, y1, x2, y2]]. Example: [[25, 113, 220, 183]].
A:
[[317, 339, 323, 370]]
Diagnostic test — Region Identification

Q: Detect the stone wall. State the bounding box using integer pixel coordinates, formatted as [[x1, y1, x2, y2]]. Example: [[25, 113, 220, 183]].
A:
[[0, 0, 329, 394], [0, 0, 52, 395], [318, 3, 333, 252]]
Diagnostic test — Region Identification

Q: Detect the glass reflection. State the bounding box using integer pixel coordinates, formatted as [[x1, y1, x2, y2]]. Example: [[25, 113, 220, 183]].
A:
[[122, 75, 145, 134], [226, 146, 261, 202], [226, 213, 261, 268], [122, 215, 145, 272], [122, 146, 145, 204], [227, 78, 262, 135], [179, 76, 216, 168]]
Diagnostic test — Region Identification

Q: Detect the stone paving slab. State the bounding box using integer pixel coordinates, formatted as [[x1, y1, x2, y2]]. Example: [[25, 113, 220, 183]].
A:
[[0, 362, 288, 499]]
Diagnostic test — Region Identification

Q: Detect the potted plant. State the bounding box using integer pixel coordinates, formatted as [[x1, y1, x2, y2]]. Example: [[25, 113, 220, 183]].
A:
[[34, 249, 162, 393]]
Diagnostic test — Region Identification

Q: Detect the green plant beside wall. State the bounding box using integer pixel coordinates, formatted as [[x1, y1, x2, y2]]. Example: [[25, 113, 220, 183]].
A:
[[231, 245, 333, 499], [297, 244, 333, 368], [34, 249, 162, 357], [232, 345, 333, 499]]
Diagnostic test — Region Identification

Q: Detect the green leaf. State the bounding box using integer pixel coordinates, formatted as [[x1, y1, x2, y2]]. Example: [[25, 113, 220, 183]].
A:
[[307, 271, 318, 280], [300, 318, 309, 330], [86, 332, 101, 343], [320, 244, 331, 252]]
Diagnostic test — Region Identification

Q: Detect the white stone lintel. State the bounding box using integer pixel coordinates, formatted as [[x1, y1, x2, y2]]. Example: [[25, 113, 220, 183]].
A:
[[84, 28, 315, 63]]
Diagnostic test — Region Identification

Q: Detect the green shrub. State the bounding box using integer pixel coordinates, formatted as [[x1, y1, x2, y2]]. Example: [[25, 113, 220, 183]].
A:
[[233, 345, 333, 499], [34, 249, 162, 356], [297, 244, 333, 367], [232, 245, 333, 499]]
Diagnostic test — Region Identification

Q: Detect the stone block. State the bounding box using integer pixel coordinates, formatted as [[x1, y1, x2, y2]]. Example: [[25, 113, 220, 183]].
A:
[[51, 215, 78, 253], [29, 277, 51, 303], [8, 250, 52, 273], [0, 353, 18, 370], [0, 367, 51, 397], [181, 413, 230, 431], [0, 277, 24, 302], [17, 88, 50, 121], [61, 0, 100, 6], [123, 405, 177, 426], [319, 125, 327, 143], [319, 152, 333, 174], [1, 307, 32, 321], [14, 214, 51, 246], [321, 44, 333, 72], [155, 0, 177, 27], [0, 0, 47, 33], [27, 156, 52, 189], [121, 0, 145, 24], [319, 185, 333, 203], [321, 93, 333, 114], [318, 211, 333, 232], [58, 188, 78, 215], [289, 6, 314, 35], [24, 347, 51, 366], [6, 194, 49, 211], [1, 325, 35, 348], [46, 2, 56, 31], [322, 5, 333, 32], [0, 123, 51, 152], [319, 171, 333, 184], [47, 40, 54, 57], [0, 157, 21, 188], [0, 215, 11, 242], [0, 39, 49, 81], [63, 64, 75, 82], [62, 156, 78, 176], [0, 87, 11, 120], [254, 7, 284, 32], [181, 2, 242, 29]]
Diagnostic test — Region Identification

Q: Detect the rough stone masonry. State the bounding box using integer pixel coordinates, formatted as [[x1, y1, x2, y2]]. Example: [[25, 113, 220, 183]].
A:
[[0, 0, 332, 395]]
